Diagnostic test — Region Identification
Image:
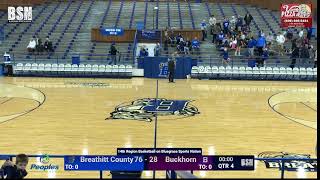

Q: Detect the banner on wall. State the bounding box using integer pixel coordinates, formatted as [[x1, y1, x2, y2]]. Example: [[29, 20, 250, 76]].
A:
[[137, 30, 161, 40], [100, 28, 124, 36], [280, 4, 312, 28]]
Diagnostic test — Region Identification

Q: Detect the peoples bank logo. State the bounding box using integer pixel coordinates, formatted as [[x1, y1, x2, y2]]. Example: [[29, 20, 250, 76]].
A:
[[8, 6, 32, 23], [39, 154, 50, 164], [30, 154, 59, 171]]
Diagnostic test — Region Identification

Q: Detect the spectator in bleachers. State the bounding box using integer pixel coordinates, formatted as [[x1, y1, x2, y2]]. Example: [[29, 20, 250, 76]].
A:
[[290, 38, 299, 68], [184, 38, 191, 55], [230, 36, 237, 51], [276, 32, 285, 56], [256, 34, 266, 57], [244, 13, 253, 27], [300, 44, 310, 67], [266, 32, 274, 47], [286, 28, 294, 40], [209, 15, 217, 27], [169, 32, 175, 47], [211, 23, 221, 44], [109, 43, 119, 65], [27, 38, 36, 53], [139, 46, 145, 57], [247, 36, 256, 57], [307, 27, 312, 40], [261, 48, 269, 67], [222, 18, 230, 35], [298, 29, 304, 38], [164, 35, 169, 51], [217, 31, 224, 46], [36, 37, 44, 55], [235, 35, 243, 56], [230, 16, 237, 31], [221, 47, 230, 65], [1, 154, 29, 179], [240, 31, 246, 45], [302, 35, 310, 47], [176, 33, 183, 45], [154, 43, 161, 56], [241, 24, 250, 35], [235, 15, 243, 32], [44, 37, 53, 52], [164, 27, 169, 37], [192, 37, 200, 55], [200, 20, 207, 41], [257, 30, 264, 38], [177, 38, 185, 53]]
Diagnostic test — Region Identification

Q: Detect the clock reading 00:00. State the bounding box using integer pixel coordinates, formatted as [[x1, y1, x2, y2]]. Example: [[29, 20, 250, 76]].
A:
[[218, 157, 233, 162]]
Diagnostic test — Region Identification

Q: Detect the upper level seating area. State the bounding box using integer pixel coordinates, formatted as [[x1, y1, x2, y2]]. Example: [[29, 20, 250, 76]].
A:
[[0, 0, 317, 67]]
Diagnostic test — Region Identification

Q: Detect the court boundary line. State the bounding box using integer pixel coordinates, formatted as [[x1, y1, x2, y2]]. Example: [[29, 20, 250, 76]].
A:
[[0, 97, 43, 117], [0, 97, 13, 105], [273, 103, 316, 122], [268, 91, 317, 130], [300, 102, 317, 112], [0, 83, 46, 124], [274, 102, 315, 122]]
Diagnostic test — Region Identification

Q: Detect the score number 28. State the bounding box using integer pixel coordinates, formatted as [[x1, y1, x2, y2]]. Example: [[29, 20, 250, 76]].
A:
[[149, 156, 158, 163]]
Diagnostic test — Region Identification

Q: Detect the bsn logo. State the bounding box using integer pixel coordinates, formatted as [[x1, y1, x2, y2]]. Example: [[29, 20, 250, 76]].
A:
[[8, 6, 32, 23]]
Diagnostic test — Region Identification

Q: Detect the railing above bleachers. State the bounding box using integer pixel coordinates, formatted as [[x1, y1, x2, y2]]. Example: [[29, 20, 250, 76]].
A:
[[9, 51, 315, 69]]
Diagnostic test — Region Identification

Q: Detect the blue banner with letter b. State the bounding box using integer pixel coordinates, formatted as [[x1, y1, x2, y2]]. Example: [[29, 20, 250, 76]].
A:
[[138, 57, 192, 79]]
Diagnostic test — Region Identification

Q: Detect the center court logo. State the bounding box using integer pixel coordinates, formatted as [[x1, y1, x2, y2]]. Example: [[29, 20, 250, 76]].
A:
[[107, 98, 200, 122], [8, 6, 32, 23], [30, 154, 59, 171]]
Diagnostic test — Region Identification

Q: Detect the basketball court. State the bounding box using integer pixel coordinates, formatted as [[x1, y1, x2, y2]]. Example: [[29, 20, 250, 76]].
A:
[[0, 77, 317, 178]]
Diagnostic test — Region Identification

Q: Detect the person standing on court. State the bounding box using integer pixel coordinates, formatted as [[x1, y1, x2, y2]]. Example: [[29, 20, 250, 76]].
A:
[[109, 42, 119, 65], [168, 53, 176, 83]]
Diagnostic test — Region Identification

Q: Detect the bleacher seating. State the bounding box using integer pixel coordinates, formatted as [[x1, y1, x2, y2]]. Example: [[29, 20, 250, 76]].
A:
[[13, 62, 132, 78], [0, 0, 317, 79], [191, 65, 317, 81]]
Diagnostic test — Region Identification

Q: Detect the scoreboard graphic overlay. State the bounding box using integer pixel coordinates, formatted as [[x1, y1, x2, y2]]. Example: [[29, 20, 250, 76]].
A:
[[64, 148, 255, 171]]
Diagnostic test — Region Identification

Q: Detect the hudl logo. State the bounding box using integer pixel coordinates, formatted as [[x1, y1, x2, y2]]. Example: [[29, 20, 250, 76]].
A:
[[8, 6, 32, 23], [107, 98, 200, 122]]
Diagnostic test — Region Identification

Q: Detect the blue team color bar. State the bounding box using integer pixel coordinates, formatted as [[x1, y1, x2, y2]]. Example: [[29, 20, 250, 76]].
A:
[[64, 155, 144, 171]]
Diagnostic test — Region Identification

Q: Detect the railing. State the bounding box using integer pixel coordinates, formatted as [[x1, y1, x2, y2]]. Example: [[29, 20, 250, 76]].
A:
[[10, 53, 135, 66], [132, 30, 138, 63], [9, 52, 315, 69]]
